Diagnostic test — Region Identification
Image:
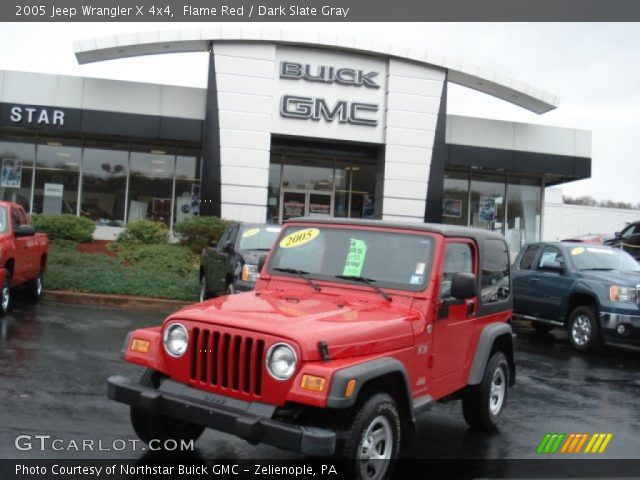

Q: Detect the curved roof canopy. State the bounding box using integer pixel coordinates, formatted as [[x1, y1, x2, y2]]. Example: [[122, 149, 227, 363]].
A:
[[74, 27, 559, 114]]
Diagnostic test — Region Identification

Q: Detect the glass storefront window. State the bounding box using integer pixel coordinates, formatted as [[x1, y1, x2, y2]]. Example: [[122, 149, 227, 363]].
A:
[[33, 139, 81, 215], [173, 155, 201, 227], [127, 150, 174, 226], [442, 170, 469, 227], [349, 159, 377, 219], [333, 159, 349, 218], [281, 157, 334, 191], [506, 177, 541, 255], [267, 161, 282, 224], [0, 137, 35, 212], [470, 173, 506, 234], [80, 142, 128, 226]]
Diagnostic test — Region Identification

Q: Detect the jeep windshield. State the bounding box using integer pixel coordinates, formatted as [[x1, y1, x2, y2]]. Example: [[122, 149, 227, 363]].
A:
[[238, 225, 281, 251], [267, 225, 434, 291], [568, 246, 640, 272]]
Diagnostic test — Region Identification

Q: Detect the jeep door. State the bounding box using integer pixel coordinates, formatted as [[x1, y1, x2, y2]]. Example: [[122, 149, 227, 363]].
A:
[[527, 245, 572, 321], [432, 239, 478, 379]]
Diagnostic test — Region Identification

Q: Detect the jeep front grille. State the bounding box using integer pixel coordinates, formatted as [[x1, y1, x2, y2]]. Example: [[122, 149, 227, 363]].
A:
[[189, 327, 265, 396]]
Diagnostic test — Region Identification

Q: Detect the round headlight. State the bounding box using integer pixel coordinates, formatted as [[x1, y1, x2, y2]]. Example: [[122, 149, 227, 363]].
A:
[[163, 323, 188, 357], [266, 343, 297, 381]]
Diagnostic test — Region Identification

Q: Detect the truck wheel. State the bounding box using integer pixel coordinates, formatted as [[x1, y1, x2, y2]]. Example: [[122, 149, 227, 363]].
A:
[[567, 306, 602, 353], [339, 393, 400, 480], [226, 283, 236, 295], [462, 351, 509, 430], [25, 269, 44, 303], [199, 276, 211, 302], [0, 270, 10, 316], [130, 369, 205, 446], [532, 322, 553, 334]]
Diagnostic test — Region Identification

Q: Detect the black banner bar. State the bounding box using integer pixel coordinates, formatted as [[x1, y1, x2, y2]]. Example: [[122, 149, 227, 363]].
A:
[[3, 0, 640, 22]]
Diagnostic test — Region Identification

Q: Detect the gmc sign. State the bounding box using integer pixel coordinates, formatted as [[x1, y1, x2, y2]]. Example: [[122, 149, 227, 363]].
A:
[[280, 95, 378, 126]]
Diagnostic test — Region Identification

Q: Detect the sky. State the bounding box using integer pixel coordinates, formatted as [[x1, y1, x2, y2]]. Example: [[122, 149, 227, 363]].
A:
[[0, 22, 638, 203]]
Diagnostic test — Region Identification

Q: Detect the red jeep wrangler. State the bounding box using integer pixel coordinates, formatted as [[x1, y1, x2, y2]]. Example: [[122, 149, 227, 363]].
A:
[[108, 219, 515, 478]]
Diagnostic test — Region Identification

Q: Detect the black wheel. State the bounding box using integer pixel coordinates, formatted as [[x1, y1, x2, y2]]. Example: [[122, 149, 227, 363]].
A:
[[0, 270, 11, 316], [226, 283, 236, 295], [567, 305, 602, 353], [199, 276, 211, 302], [531, 322, 553, 334], [338, 393, 401, 480], [130, 369, 205, 446], [25, 269, 44, 303], [462, 351, 509, 430]]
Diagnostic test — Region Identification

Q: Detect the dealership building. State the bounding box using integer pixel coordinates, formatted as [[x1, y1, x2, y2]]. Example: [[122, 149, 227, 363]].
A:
[[0, 28, 591, 255]]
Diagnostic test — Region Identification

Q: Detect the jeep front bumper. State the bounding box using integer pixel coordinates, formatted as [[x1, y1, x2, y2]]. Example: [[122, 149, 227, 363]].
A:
[[107, 375, 336, 456]]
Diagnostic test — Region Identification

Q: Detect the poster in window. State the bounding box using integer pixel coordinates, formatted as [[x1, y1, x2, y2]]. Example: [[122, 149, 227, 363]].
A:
[[442, 198, 462, 218], [1, 159, 22, 188], [479, 196, 497, 222]]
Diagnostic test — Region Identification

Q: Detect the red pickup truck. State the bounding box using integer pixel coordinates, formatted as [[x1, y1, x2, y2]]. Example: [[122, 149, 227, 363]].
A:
[[0, 201, 48, 315]]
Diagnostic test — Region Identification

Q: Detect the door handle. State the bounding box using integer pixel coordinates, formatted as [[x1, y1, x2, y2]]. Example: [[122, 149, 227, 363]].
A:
[[466, 300, 475, 317], [531, 277, 540, 282]]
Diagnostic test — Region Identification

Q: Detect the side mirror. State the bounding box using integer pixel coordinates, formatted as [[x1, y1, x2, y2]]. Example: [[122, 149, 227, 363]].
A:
[[257, 254, 268, 272], [15, 224, 36, 237], [540, 260, 564, 272], [450, 272, 477, 300], [223, 241, 234, 254], [614, 231, 621, 238]]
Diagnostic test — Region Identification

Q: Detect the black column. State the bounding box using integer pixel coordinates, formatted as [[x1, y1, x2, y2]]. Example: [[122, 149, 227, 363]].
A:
[[424, 76, 449, 223], [200, 45, 222, 217]]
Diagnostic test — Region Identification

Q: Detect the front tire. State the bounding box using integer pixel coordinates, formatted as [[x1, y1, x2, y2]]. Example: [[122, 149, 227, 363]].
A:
[[338, 393, 401, 480], [567, 306, 602, 353], [462, 351, 509, 430], [25, 269, 44, 303], [0, 270, 11, 316], [130, 369, 205, 447]]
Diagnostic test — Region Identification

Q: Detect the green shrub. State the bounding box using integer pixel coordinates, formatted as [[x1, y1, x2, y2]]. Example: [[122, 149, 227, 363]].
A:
[[46, 240, 199, 302], [111, 243, 198, 276], [174, 216, 229, 253], [30, 214, 95, 243], [117, 220, 168, 244]]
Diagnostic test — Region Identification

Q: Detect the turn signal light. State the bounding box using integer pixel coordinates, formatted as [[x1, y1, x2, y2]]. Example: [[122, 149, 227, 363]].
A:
[[301, 374, 326, 392], [130, 338, 150, 353], [344, 379, 357, 399]]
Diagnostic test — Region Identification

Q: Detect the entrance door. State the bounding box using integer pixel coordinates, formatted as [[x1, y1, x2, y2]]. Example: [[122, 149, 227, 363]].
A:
[[280, 189, 334, 222]]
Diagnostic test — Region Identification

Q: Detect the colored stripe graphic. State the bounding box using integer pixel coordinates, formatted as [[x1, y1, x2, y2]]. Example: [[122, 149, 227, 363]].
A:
[[538, 433, 613, 454]]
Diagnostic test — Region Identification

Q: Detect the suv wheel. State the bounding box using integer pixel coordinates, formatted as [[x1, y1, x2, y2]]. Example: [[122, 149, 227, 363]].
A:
[[532, 322, 553, 334], [339, 393, 400, 480], [130, 369, 205, 446], [462, 351, 509, 430], [567, 306, 602, 353]]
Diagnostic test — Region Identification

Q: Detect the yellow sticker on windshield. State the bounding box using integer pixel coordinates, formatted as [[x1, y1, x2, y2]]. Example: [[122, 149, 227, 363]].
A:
[[571, 247, 585, 255], [279, 228, 320, 249], [242, 228, 260, 238]]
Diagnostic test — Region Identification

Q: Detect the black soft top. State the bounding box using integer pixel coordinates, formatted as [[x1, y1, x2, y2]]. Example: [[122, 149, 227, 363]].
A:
[[286, 217, 505, 243]]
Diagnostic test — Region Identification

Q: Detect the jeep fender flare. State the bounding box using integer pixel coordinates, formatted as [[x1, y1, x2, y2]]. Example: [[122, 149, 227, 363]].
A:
[[467, 323, 516, 386], [326, 357, 413, 410]]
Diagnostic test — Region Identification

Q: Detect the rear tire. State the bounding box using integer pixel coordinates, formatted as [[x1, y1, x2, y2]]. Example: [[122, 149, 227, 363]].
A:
[[567, 306, 602, 353], [462, 351, 509, 430], [130, 369, 205, 447], [532, 322, 553, 334], [0, 270, 10, 316], [25, 269, 44, 303]]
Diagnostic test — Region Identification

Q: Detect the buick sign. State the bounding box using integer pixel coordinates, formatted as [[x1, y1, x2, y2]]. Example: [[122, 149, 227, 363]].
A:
[[280, 61, 380, 89]]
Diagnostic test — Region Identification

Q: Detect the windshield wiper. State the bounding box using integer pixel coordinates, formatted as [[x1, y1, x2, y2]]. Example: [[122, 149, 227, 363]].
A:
[[272, 268, 321, 292], [580, 268, 615, 271], [334, 275, 392, 302]]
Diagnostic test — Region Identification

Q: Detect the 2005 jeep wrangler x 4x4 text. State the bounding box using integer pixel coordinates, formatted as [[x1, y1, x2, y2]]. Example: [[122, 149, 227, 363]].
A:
[[108, 219, 515, 479]]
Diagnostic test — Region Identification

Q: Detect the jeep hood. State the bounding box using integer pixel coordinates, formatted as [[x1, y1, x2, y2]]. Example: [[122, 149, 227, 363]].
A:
[[170, 291, 419, 361]]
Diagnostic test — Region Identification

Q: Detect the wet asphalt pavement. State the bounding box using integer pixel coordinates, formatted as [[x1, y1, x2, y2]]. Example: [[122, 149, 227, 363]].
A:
[[0, 298, 639, 461]]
